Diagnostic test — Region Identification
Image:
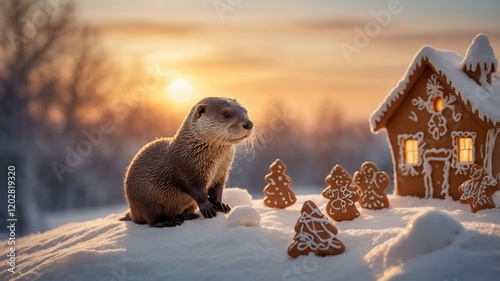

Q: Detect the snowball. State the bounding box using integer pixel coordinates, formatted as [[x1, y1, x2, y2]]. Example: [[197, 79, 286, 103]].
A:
[[383, 210, 464, 268], [223, 187, 253, 207], [227, 206, 261, 227]]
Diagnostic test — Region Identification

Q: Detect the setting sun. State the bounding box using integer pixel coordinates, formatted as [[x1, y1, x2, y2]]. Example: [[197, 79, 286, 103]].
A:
[[167, 79, 193, 102]]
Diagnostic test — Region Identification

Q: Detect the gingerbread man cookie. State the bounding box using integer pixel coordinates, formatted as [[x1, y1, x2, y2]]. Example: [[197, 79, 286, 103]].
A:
[[353, 162, 390, 210], [459, 164, 499, 213], [288, 200, 345, 258], [322, 165, 361, 222], [263, 159, 296, 208]]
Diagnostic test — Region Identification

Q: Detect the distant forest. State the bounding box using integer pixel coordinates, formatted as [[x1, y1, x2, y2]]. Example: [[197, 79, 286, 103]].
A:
[[0, 0, 392, 235]]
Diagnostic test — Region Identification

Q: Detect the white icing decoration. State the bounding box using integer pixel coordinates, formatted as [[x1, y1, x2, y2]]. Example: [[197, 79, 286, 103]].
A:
[[451, 131, 476, 176], [290, 201, 343, 252], [411, 74, 462, 141], [484, 128, 500, 175], [459, 167, 497, 208], [324, 185, 357, 214], [267, 200, 271, 203], [371, 36, 500, 134], [422, 148, 452, 199], [278, 165, 282, 169], [397, 132, 425, 176], [409, 111, 418, 122], [264, 161, 296, 207], [355, 164, 388, 209]]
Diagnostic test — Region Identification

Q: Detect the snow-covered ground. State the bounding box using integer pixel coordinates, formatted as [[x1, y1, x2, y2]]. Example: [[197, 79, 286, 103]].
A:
[[2, 188, 499, 281]]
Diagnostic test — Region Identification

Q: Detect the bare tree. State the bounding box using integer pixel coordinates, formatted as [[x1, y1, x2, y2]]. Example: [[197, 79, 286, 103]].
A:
[[0, 0, 77, 234], [0, 0, 124, 234]]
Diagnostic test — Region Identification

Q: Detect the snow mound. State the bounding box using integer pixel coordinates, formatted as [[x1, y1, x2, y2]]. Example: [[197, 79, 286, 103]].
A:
[[366, 208, 500, 281], [227, 206, 261, 227], [383, 210, 464, 268], [222, 187, 253, 206]]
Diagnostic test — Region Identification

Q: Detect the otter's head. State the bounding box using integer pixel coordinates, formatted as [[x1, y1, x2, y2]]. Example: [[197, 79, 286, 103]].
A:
[[191, 97, 253, 145]]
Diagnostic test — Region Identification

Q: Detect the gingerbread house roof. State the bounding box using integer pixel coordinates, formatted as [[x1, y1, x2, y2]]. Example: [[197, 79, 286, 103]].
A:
[[370, 41, 500, 133]]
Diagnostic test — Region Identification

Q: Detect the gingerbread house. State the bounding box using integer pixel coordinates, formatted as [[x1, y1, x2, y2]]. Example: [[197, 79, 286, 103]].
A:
[[370, 34, 500, 200]]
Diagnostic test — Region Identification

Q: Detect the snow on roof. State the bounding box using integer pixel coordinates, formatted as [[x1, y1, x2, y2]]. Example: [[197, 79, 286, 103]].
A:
[[370, 41, 500, 132]]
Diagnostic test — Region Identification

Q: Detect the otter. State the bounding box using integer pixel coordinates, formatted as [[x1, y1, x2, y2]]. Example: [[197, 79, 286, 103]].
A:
[[120, 97, 253, 227]]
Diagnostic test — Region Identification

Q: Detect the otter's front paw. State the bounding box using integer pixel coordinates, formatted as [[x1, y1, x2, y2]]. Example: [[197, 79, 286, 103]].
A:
[[199, 201, 218, 219], [215, 202, 231, 213]]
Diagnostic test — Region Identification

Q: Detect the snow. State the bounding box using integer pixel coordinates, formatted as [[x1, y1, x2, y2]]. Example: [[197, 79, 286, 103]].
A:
[[370, 34, 500, 131], [2, 188, 499, 281], [227, 205, 261, 227], [380, 210, 464, 268], [461, 34, 498, 74]]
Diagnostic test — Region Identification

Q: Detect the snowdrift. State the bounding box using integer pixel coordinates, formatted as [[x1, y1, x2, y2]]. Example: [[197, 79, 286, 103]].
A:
[[1, 188, 499, 281]]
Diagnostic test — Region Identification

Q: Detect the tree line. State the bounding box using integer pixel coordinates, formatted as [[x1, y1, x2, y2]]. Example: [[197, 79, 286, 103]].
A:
[[0, 0, 392, 235]]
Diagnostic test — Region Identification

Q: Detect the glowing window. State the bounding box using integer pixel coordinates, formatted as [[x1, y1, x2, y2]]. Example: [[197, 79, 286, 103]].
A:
[[458, 137, 473, 162], [433, 97, 444, 112], [404, 139, 419, 164]]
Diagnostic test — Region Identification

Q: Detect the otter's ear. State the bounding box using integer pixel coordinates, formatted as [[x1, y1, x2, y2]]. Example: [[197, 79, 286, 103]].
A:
[[194, 104, 207, 119]]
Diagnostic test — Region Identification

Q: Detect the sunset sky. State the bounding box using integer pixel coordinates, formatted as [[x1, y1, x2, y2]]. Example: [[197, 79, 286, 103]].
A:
[[77, 0, 500, 124]]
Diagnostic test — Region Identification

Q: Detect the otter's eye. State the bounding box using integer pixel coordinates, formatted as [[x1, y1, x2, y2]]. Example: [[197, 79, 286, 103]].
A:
[[222, 112, 231, 119]]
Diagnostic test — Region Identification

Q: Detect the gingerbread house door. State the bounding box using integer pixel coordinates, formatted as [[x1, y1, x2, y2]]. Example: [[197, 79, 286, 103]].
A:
[[422, 149, 452, 199]]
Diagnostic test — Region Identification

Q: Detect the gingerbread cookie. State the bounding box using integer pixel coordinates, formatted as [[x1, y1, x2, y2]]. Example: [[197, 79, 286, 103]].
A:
[[288, 200, 345, 258], [353, 162, 390, 210], [263, 159, 296, 208], [322, 165, 361, 222], [459, 164, 499, 213]]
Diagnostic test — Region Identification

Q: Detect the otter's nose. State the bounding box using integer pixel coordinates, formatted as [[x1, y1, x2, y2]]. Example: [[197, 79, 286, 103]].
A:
[[243, 120, 253, 130]]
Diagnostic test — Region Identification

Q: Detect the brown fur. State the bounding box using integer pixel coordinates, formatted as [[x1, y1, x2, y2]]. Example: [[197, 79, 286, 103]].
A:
[[120, 97, 253, 227]]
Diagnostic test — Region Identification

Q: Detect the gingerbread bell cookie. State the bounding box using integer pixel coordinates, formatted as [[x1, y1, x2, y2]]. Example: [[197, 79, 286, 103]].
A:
[[322, 165, 361, 222], [459, 164, 499, 213], [287, 200, 345, 258], [353, 162, 390, 210], [263, 159, 296, 208]]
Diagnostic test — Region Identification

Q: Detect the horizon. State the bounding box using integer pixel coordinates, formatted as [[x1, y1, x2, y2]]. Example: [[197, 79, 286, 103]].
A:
[[77, 0, 500, 124]]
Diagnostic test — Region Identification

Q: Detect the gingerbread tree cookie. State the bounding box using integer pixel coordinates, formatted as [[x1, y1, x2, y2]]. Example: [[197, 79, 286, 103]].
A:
[[322, 165, 361, 222], [459, 164, 499, 213], [288, 200, 345, 258], [353, 162, 390, 210], [263, 159, 296, 208]]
